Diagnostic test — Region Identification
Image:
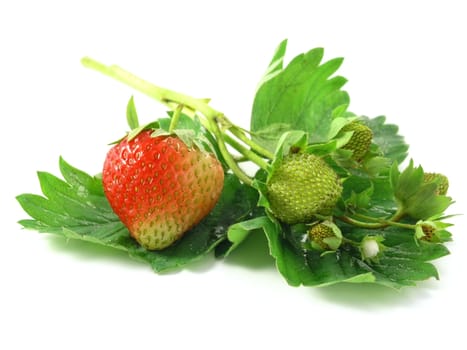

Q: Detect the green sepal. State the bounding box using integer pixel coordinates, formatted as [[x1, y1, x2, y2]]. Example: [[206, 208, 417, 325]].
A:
[[109, 97, 160, 144], [152, 112, 227, 168], [326, 112, 357, 140], [391, 161, 453, 219], [126, 96, 139, 130], [262, 130, 308, 189], [126, 121, 160, 142]]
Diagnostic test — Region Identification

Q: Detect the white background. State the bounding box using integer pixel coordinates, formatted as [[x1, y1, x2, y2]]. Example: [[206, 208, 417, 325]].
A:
[[1, 1, 466, 349]]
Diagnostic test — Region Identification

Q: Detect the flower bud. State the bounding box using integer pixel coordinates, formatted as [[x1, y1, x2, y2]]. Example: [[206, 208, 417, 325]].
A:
[[308, 221, 342, 251], [360, 235, 385, 262]]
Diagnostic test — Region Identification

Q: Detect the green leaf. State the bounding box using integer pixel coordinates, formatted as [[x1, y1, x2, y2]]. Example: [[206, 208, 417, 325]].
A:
[[364, 115, 409, 164], [273, 130, 308, 159], [59, 157, 105, 198], [251, 123, 292, 154], [224, 215, 273, 256], [339, 169, 398, 218], [251, 45, 349, 150], [17, 159, 258, 272], [256, 39, 288, 90]]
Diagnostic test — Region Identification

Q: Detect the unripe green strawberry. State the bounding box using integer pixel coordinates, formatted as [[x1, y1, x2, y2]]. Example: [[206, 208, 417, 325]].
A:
[[419, 222, 436, 242], [308, 221, 342, 251], [341, 121, 373, 161], [102, 130, 224, 250], [415, 220, 450, 243], [266, 153, 342, 224], [423, 172, 449, 195]]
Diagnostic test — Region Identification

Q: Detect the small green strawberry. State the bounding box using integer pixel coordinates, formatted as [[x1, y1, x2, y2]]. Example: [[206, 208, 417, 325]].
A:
[[266, 153, 342, 224], [423, 172, 449, 195], [341, 121, 373, 161], [414, 219, 452, 243], [417, 221, 437, 242], [308, 221, 342, 251], [102, 130, 224, 250]]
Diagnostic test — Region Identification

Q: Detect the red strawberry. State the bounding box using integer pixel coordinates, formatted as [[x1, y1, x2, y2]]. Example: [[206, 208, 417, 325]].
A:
[[102, 130, 224, 250]]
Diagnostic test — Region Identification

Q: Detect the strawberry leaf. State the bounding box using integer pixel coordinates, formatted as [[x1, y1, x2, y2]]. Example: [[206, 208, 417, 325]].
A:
[[256, 39, 288, 90], [17, 158, 258, 272], [363, 115, 409, 164], [251, 46, 350, 150]]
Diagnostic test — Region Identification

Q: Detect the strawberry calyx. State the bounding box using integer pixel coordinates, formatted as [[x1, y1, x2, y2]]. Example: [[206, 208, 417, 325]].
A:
[[114, 96, 217, 160]]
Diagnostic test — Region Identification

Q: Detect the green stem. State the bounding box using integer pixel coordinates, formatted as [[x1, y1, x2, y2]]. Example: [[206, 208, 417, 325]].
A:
[[384, 221, 415, 230], [232, 155, 249, 163], [211, 123, 253, 186], [228, 127, 274, 160], [337, 216, 386, 229], [223, 134, 270, 170], [338, 208, 413, 230], [341, 236, 360, 246], [352, 208, 406, 225]]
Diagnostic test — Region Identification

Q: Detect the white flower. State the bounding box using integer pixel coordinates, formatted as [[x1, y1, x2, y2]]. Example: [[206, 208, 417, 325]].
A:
[[360, 235, 385, 263], [362, 238, 379, 258]]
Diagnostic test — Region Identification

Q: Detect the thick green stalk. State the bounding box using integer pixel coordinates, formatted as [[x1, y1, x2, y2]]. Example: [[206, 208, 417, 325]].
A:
[[81, 57, 211, 117], [337, 216, 386, 229]]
